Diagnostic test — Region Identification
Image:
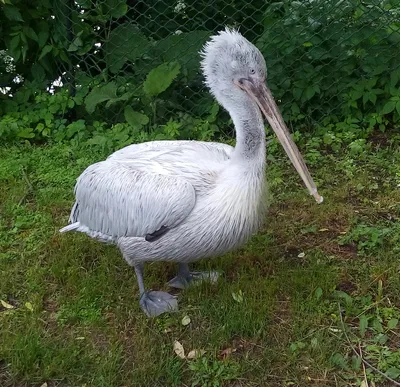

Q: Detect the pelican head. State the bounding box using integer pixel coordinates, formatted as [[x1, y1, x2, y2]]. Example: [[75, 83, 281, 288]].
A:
[[201, 28, 266, 103], [201, 28, 323, 204]]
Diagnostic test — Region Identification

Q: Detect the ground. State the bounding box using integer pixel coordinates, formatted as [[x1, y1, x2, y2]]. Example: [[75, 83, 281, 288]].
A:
[[0, 140, 399, 386]]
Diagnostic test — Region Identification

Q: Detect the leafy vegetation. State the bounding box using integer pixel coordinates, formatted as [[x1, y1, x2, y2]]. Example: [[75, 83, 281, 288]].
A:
[[1, 0, 400, 150]]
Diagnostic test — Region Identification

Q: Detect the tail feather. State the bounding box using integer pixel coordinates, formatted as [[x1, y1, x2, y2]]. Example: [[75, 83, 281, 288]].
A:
[[59, 222, 80, 233]]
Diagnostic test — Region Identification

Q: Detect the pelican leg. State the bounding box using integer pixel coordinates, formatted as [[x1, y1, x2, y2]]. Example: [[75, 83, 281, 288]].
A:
[[167, 263, 220, 289], [134, 264, 178, 317]]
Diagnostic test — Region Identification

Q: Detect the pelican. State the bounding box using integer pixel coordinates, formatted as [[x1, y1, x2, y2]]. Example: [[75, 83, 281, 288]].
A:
[[60, 28, 323, 317]]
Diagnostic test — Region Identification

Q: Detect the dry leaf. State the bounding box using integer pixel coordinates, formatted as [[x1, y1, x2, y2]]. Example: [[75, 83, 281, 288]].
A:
[[40, 383, 48, 387], [1, 300, 14, 309], [297, 252, 305, 258], [187, 349, 206, 359], [318, 228, 329, 232], [181, 315, 191, 326], [173, 340, 185, 359], [25, 302, 33, 312], [219, 347, 236, 358]]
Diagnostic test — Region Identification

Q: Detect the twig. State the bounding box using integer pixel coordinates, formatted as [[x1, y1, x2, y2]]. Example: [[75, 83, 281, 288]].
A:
[[338, 302, 400, 386], [18, 167, 34, 205], [359, 343, 369, 387]]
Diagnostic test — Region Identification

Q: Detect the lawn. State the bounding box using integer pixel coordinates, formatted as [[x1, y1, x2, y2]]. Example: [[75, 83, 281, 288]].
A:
[[1, 139, 400, 386]]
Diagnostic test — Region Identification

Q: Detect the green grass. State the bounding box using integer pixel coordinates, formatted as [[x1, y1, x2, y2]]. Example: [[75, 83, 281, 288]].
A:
[[1, 141, 400, 386]]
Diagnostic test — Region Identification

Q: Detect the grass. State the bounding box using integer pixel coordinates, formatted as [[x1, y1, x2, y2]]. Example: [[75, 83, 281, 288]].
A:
[[0, 140, 399, 386]]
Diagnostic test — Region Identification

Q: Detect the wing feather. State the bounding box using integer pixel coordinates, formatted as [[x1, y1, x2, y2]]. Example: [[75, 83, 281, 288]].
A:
[[70, 160, 196, 238]]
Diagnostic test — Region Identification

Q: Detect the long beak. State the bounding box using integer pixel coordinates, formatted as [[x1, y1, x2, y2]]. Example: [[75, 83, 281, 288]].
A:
[[235, 78, 323, 204]]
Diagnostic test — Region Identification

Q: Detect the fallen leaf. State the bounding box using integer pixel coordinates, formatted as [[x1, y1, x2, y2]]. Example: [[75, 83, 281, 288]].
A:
[[187, 349, 206, 359], [1, 300, 14, 309], [318, 228, 329, 232], [40, 383, 48, 387], [219, 347, 237, 359], [163, 328, 172, 333], [173, 340, 185, 359], [232, 290, 243, 303], [25, 302, 33, 311], [297, 252, 305, 258], [181, 315, 191, 326], [76, 337, 85, 340]]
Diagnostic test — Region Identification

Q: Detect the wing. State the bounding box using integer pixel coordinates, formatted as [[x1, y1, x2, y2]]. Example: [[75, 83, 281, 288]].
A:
[[107, 140, 234, 194], [67, 160, 196, 239], [108, 140, 233, 164]]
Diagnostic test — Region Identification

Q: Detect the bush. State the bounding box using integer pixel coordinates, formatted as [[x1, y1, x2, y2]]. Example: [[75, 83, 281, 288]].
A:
[[1, 0, 400, 152]]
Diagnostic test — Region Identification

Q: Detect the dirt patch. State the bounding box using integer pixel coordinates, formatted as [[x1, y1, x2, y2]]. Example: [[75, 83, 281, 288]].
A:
[[335, 280, 357, 294]]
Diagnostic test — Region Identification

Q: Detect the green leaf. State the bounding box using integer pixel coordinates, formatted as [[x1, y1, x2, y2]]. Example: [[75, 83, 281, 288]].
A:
[[387, 318, 399, 329], [104, 23, 149, 73], [155, 31, 211, 73], [21, 44, 28, 63], [385, 367, 400, 379], [390, 70, 399, 87], [17, 128, 35, 138], [39, 45, 52, 60], [352, 89, 363, 100], [315, 287, 323, 299], [23, 26, 38, 42], [107, 0, 128, 18], [38, 31, 49, 49], [372, 318, 383, 333], [351, 355, 362, 370], [396, 101, 400, 116], [9, 35, 20, 53], [124, 106, 149, 129], [3, 5, 23, 21], [330, 353, 347, 369], [323, 133, 334, 145], [305, 87, 316, 100], [382, 100, 396, 114], [369, 92, 377, 104], [143, 62, 181, 98], [293, 88, 303, 101], [359, 315, 368, 337], [85, 82, 118, 113], [67, 37, 83, 52]]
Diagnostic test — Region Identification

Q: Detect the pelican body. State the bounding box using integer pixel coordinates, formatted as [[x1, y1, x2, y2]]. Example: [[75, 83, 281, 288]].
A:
[[61, 29, 322, 317]]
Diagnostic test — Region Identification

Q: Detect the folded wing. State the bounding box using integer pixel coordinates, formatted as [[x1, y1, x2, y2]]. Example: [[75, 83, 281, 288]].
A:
[[66, 160, 196, 239]]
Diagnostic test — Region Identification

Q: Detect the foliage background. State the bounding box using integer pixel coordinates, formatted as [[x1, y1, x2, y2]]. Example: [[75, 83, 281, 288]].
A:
[[1, 0, 400, 154]]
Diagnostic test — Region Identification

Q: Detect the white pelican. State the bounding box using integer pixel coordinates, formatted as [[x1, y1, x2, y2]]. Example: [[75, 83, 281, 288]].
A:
[[60, 28, 323, 317]]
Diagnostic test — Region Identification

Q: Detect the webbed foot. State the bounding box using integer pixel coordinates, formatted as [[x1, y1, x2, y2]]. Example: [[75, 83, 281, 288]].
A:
[[168, 270, 220, 289], [139, 291, 178, 317]]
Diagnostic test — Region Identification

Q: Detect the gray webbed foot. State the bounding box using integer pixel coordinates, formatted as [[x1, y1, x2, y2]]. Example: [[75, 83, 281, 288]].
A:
[[168, 265, 220, 289], [139, 291, 178, 317]]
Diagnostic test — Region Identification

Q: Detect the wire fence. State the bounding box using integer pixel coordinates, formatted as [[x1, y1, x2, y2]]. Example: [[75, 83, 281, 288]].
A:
[[2, 0, 400, 141]]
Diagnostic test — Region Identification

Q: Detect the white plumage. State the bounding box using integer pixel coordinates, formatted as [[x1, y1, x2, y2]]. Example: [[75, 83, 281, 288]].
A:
[[61, 28, 321, 317]]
